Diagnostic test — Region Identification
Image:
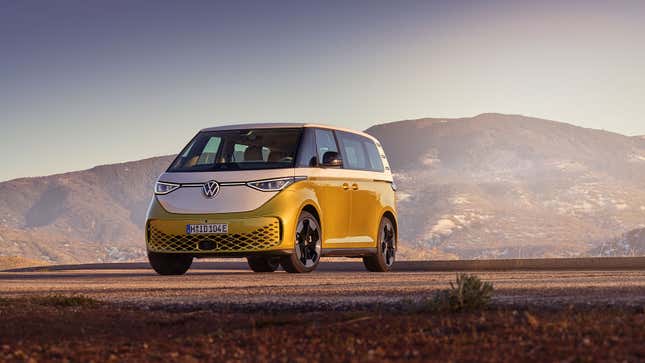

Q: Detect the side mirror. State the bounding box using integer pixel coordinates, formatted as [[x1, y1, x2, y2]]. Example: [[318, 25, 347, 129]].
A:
[[321, 151, 343, 168]]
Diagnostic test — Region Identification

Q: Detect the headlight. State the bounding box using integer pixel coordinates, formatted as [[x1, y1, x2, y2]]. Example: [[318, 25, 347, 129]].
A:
[[155, 181, 180, 195], [246, 177, 305, 192]]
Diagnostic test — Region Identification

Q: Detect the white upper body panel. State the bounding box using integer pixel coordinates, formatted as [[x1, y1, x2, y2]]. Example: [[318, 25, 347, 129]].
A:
[[156, 169, 294, 214]]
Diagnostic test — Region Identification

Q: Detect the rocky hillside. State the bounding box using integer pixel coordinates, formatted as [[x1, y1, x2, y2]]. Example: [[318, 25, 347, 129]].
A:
[[591, 228, 645, 257], [366, 113, 645, 259], [2, 113, 645, 263], [0, 156, 173, 263]]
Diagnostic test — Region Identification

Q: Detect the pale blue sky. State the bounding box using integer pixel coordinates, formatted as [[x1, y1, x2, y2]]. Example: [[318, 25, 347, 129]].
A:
[[1, 0, 644, 181]]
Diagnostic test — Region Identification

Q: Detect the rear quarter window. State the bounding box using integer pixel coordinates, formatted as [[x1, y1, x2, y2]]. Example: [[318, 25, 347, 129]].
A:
[[363, 138, 384, 172]]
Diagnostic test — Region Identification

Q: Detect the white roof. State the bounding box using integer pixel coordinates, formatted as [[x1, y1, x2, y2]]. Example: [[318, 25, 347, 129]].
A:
[[200, 123, 378, 141]]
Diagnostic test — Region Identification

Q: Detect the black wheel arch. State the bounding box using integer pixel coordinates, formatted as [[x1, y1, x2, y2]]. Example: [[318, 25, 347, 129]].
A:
[[381, 211, 398, 250], [301, 204, 321, 224]]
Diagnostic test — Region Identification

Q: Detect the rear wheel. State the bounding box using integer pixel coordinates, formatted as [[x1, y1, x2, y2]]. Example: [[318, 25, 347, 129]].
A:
[[281, 210, 322, 273], [363, 217, 396, 272], [148, 251, 193, 275], [247, 256, 280, 272]]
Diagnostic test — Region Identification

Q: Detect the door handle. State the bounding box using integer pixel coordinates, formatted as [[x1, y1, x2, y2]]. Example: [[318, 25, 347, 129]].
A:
[[351, 183, 359, 190], [342, 183, 349, 190]]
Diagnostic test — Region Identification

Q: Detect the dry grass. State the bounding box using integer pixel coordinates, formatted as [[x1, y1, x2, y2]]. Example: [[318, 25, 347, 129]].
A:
[[13, 295, 101, 308], [0, 256, 49, 271]]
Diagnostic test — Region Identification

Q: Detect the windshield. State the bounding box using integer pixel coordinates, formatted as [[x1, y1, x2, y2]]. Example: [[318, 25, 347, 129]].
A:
[[168, 128, 303, 172]]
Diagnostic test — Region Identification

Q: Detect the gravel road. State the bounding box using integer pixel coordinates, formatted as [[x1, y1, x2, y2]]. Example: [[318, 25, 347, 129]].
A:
[[2, 261, 645, 310]]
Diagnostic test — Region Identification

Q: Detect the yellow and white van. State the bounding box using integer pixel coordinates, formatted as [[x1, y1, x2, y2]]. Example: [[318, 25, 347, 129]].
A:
[[146, 124, 397, 274]]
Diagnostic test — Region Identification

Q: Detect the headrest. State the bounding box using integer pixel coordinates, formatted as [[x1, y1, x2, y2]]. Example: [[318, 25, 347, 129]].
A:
[[244, 146, 263, 161]]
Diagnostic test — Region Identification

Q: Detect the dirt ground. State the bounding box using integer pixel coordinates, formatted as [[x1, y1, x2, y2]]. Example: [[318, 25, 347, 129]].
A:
[[1, 296, 644, 363], [2, 263, 645, 362], [3, 266, 645, 308]]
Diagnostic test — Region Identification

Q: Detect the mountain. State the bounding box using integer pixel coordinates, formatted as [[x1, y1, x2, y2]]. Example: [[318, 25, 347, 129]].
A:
[[0, 156, 173, 263], [2, 113, 645, 263], [365, 113, 645, 259], [635, 135, 645, 146]]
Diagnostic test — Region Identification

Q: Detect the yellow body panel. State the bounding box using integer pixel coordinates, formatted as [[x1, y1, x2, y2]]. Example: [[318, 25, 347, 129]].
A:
[[146, 176, 397, 256]]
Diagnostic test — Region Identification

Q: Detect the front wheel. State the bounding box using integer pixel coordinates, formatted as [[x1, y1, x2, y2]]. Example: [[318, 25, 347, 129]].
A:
[[363, 217, 396, 272], [148, 251, 193, 275], [281, 211, 322, 273]]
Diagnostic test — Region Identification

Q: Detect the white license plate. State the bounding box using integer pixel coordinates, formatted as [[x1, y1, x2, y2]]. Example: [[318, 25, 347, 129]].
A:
[[186, 223, 228, 235]]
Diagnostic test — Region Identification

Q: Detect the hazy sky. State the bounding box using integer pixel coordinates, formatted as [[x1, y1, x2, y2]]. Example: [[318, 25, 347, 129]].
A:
[[1, 0, 644, 181]]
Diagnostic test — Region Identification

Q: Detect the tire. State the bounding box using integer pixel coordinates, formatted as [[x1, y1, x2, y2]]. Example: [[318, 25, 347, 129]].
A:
[[280, 210, 322, 273], [148, 251, 193, 275], [363, 216, 396, 272], [247, 256, 280, 272]]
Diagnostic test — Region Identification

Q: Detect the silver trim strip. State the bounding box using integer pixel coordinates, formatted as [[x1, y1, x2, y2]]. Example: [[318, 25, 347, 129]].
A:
[[179, 181, 246, 187], [159, 176, 308, 192]]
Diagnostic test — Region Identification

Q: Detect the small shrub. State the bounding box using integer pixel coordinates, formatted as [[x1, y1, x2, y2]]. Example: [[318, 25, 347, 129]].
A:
[[427, 273, 494, 312]]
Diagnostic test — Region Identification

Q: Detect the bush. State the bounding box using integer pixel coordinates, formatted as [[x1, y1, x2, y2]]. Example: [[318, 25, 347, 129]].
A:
[[428, 273, 494, 312]]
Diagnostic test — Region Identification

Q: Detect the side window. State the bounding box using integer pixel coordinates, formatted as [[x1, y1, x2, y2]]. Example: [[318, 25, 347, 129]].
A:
[[362, 138, 385, 172], [296, 128, 318, 167], [314, 128, 339, 162], [337, 131, 368, 170]]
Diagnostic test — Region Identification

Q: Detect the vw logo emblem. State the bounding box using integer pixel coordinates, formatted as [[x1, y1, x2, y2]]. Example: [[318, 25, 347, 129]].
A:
[[202, 180, 220, 198]]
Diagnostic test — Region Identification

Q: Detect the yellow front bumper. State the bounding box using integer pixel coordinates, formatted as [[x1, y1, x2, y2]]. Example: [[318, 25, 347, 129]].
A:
[[147, 217, 282, 254]]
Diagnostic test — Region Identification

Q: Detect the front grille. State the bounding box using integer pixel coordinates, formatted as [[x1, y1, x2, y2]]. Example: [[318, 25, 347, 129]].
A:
[[148, 220, 281, 253]]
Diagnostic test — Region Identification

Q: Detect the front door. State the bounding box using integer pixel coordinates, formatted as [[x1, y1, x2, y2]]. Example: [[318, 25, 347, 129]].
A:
[[335, 131, 381, 247], [312, 128, 352, 246]]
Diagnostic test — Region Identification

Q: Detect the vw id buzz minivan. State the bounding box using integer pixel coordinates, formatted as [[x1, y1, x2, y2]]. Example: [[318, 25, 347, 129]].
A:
[[146, 124, 397, 274]]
